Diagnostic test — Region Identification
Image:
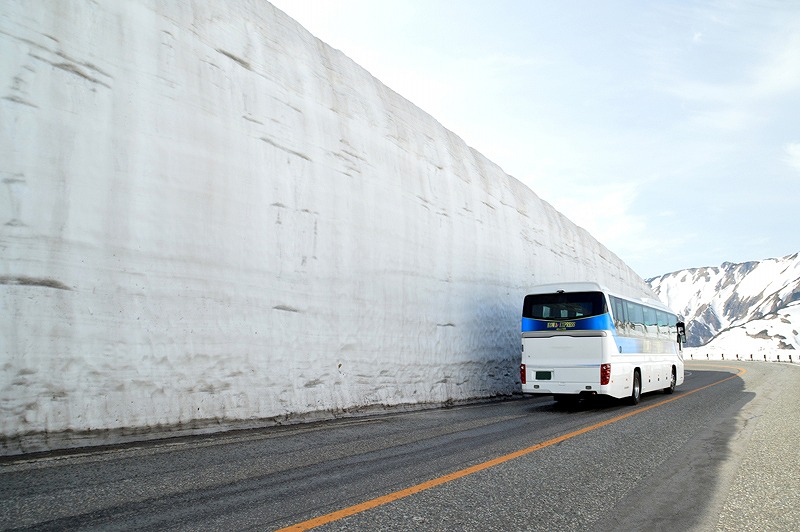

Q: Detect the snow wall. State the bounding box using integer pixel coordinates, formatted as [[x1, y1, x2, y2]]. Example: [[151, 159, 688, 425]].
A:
[[0, 1, 652, 454]]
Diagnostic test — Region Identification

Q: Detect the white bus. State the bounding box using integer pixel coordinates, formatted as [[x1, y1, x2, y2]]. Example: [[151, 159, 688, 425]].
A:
[[520, 282, 686, 405]]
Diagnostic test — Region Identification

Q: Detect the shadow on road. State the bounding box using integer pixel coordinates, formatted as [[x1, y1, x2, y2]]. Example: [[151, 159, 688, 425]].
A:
[[588, 367, 754, 531]]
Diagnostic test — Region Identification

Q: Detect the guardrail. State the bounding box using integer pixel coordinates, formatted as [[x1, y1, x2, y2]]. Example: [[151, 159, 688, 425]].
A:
[[685, 351, 795, 363]]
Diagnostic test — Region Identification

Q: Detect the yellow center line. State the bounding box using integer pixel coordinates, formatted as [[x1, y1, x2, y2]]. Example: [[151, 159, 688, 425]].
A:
[[278, 366, 746, 531]]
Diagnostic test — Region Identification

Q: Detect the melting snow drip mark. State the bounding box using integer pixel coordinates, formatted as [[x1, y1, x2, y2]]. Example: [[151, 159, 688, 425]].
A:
[[216, 49, 251, 70], [53, 49, 112, 79], [273, 305, 300, 313], [2, 95, 38, 108], [340, 148, 367, 162], [242, 115, 264, 125], [4, 174, 26, 225], [52, 62, 111, 88], [0, 276, 71, 290], [260, 137, 312, 162]]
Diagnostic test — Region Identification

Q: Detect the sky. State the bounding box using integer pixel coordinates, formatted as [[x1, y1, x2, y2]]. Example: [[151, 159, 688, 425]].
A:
[[269, 0, 800, 279]]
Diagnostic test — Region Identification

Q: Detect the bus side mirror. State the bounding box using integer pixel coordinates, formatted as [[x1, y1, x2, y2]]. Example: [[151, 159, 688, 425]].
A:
[[676, 321, 687, 345]]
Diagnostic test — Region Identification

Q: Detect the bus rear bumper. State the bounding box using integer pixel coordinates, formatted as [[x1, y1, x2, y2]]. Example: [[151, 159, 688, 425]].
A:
[[521, 383, 606, 395]]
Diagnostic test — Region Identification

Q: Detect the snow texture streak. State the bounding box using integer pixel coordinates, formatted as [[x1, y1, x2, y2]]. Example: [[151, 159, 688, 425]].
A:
[[0, 1, 650, 452]]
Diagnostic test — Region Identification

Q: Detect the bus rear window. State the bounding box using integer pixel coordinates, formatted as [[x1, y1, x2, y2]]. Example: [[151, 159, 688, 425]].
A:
[[522, 291, 608, 320]]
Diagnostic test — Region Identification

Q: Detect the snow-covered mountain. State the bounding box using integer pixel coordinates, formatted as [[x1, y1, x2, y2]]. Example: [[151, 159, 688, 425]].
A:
[[647, 253, 800, 358]]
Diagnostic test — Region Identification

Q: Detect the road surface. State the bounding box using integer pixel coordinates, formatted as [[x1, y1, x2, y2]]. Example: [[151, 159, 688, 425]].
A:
[[1, 361, 798, 530]]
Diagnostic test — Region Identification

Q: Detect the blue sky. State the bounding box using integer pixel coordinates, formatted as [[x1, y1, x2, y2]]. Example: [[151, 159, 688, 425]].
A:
[[270, 0, 800, 278]]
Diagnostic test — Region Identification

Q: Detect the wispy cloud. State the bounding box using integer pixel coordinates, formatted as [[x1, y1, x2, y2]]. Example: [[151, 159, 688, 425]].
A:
[[658, 6, 800, 137], [751, 30, 800, 98], [688, 107, 751, 132], [543, 182, 642, 249], [785, 142, 800, 172], [544, 180, 690, 277]]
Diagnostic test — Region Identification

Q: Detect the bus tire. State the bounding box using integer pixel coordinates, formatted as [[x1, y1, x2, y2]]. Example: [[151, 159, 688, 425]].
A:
[[628, 370, 641, 405], [664, 367, 676, 394]]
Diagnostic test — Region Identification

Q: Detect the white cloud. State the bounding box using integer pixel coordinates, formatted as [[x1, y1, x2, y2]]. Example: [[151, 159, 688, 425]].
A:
[[540, 181, 643, 249], [688, 107, 751, 132], [785, 142, 800, 172], [659, 8, 800, 138], [751, 29, 800, 98]]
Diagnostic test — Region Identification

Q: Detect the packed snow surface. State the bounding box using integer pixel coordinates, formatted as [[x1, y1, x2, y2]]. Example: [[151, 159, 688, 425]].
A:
[[0, 1, 650, 451]]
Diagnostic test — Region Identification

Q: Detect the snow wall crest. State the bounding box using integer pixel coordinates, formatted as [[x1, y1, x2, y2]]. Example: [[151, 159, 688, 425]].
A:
[[0, 1, 651, 453]]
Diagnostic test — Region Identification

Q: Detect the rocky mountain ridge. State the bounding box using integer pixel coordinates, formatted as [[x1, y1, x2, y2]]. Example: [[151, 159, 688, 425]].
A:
[[646, 253, 800, 354]]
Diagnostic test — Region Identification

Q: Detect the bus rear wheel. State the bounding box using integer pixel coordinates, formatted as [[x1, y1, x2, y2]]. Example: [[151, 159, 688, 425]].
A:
[[628, 370, 641, 405], [664, 368, 676, 394]]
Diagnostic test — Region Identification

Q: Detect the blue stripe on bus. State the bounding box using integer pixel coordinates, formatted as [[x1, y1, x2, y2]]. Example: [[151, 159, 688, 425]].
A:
[[521, 314, 677, 356], [521, 314, 614, 332]]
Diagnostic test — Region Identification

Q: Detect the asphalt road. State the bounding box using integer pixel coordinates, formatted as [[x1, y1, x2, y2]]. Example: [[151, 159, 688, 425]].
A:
[[1, 361, 798, 531]]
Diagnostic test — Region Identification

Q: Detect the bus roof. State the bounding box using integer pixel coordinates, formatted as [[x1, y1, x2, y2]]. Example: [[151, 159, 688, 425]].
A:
[[524, 282, 675, 314], [524, 282, 607, 295]]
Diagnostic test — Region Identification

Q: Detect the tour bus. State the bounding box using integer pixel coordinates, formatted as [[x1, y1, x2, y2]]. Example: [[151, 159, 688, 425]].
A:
[[520, 282, 686, 405]]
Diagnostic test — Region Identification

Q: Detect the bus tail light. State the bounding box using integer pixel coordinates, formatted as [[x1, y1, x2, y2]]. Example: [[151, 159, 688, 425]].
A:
[[600, 363, 611, 385], [520, 363, 526, 384]]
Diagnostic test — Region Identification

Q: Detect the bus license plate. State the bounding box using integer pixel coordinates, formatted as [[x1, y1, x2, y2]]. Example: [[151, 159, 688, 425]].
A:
[[535, 371, 552, 380]]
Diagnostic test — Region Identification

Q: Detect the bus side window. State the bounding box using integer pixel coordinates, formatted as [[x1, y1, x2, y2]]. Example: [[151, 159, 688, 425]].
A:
[[643, 306, 660, 337], [610, 296, 620, 329], [610, 296, 626, 333], [657, 311, 669, 338], [668, 313, 677, 336], [627, 301, 644, 334]]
